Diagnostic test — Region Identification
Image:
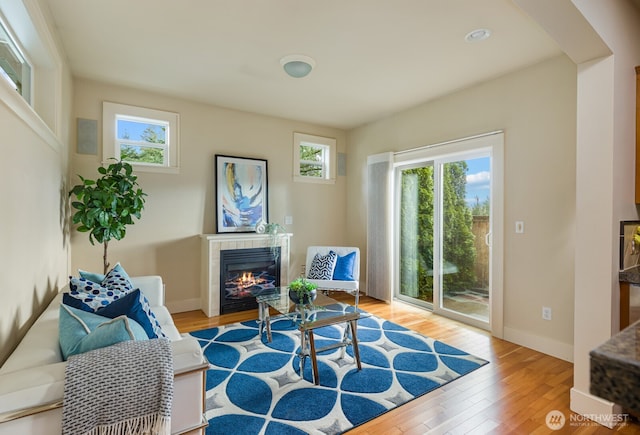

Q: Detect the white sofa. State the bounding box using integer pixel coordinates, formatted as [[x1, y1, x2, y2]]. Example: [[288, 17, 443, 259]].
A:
[[0, 276, 209, 434]]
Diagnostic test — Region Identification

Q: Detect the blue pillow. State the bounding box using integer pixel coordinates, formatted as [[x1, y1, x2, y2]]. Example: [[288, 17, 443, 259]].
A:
[[333, 251, 356, 281], [94, 289, 166, 339], [307, 251, 338, 280], [59, 304, 148, 360]]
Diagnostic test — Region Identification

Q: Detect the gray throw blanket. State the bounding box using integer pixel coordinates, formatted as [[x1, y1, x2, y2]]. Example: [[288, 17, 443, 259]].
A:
[[62, 339, 174, 435]]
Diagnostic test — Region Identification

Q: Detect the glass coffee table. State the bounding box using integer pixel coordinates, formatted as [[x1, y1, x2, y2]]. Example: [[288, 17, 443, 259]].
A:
[[250, 286, 364, 385]]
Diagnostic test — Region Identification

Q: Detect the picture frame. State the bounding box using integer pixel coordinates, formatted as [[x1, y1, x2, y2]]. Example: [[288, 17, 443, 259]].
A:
[[620, 220, 640, 271], [215, 155, 268, 233]]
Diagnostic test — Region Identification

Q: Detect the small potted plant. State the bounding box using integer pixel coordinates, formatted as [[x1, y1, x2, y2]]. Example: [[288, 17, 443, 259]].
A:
[[288, 277, 318, 305]]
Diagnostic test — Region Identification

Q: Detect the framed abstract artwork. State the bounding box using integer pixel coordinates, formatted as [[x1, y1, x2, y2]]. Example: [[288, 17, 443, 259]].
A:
[[215, 155, 268, 233]]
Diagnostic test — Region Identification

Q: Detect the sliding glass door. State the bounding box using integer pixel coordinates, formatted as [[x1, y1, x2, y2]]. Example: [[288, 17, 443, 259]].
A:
[[439, 155, 490, 323], [398, 163, 435, 306], [395, 135, 500, 330]]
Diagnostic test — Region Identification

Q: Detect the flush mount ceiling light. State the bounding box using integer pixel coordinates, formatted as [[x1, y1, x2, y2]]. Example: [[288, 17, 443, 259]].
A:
[[465, 28, 491, 42], [280, 55, 316, 78]]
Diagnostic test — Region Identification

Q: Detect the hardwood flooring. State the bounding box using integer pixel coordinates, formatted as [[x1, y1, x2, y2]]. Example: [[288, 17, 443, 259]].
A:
[[172, 294, 640, 434]]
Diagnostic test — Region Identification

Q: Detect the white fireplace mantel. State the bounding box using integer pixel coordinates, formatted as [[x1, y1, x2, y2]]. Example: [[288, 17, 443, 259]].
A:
[[200, 233, 292, 317]]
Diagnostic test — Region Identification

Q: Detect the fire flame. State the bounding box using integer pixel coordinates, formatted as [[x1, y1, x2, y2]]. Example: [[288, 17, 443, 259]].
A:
[[240, 272, 256, 287]]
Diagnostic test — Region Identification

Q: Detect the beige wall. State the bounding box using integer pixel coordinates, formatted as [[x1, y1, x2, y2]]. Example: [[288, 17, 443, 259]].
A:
[[0, 8, 73, 364], [568, 0, 640, 419], [347, 55, 577, 359], [70, 79, 347, 311], [0, 106, 71, 364]]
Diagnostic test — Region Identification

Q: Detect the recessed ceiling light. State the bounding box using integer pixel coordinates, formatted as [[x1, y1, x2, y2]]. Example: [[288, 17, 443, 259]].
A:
[[280, 55, 316, 78], [465, 28, 491, 42]]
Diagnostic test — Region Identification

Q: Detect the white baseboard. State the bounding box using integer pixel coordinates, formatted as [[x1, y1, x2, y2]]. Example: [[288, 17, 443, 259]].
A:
[[166, 298, 202, 314], [570, 388, 622, 429], [503, 326, 573, 362]]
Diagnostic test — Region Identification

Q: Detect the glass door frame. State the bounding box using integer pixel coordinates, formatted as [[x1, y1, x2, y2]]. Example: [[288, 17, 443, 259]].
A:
[[392, 132, 504, 337], [394, 160, 435, 312], [433, 150, 491, 330]]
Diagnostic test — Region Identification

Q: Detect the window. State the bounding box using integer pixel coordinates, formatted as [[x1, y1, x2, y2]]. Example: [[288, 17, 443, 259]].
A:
[[293, 132, 336, 183], [0, 17, 31, 104], [103, 102, 180, 174]]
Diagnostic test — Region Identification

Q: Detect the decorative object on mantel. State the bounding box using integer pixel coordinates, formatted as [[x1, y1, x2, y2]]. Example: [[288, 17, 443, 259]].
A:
[[267, 222, 286, 258], [288, 277, 318, 305], [68, 159, 147, 274], [215, 154, 268, 234], [254, 219, 267, 234], [255, 219, 287, 259]]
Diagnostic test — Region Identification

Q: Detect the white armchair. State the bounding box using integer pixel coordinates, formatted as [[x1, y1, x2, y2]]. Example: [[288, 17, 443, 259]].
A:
[[305, 246, 360, 307]]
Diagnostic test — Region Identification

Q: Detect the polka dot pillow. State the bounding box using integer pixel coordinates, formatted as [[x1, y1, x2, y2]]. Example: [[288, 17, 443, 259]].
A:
[[67, 264, 134, 311], [68, 278, 128, 311]]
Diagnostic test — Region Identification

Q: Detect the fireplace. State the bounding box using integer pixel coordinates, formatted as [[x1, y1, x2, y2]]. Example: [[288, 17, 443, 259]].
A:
[[219, 247, 281, 314], [201, 233, 291, 317]]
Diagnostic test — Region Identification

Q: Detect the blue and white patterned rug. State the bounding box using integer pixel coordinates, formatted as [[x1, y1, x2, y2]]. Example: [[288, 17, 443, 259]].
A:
[[190, 307, 488, 435]]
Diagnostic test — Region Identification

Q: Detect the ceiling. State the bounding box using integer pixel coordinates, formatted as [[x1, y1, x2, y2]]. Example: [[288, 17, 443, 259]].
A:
[[42, 0, 565, 130]]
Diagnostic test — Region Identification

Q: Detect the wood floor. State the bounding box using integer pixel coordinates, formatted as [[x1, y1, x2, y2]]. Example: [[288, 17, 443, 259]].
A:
[[172, 294, 640, 434]]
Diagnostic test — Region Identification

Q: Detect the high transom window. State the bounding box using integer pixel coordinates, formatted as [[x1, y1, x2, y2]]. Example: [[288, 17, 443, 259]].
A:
[[0, 18, 31, 103], [103, 102, 180, 174], [293, 132, 336, 184], [116, 115, 168, 166]]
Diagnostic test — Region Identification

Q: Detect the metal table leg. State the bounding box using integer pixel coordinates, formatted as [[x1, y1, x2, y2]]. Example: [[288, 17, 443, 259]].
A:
[[299, 328, 307, 377], [257, 301, 272, 343], [349, 319, 362, 370]]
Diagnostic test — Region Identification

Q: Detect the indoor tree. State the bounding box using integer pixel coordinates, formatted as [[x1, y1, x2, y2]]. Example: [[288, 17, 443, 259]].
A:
[[68, 159, 147, 274]]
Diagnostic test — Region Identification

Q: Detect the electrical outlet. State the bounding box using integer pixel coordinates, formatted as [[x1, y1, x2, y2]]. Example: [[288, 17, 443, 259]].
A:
[[542, 306, 552, 321], [284, 215, 293, 225], [515, 221, 525, 234]]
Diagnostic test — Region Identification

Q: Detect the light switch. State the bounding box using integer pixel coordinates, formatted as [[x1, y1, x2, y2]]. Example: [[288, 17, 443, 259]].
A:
[[515, 221, 524, 234], [284, 216, 293, 225]]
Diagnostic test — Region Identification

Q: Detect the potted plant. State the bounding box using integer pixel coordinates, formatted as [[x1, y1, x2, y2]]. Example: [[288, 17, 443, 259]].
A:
[[288, 277, 318, 305], [68, 159, 147, 274]]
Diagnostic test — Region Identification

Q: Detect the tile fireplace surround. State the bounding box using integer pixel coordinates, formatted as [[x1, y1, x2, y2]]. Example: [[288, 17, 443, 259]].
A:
[[200, 233, 292, 317]]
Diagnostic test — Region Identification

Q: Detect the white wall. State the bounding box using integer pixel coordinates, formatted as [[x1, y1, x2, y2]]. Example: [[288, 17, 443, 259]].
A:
[[347, 55, 577, 361], [70, 79, 347, 312]]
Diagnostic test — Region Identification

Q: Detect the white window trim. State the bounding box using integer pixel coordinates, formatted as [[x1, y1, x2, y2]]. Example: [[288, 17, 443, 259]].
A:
[[103, 101, 180, 174], [0, 1, 63, 149], [293, 132, 336, 184], [0, 9, 32, 105]]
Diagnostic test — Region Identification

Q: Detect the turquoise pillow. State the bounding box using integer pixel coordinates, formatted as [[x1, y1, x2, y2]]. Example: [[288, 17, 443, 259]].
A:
[[333, 251, 357, 281], [78, 262, 132, 288], [59, 304, 148, 360], [78, 269, 106, 284]]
